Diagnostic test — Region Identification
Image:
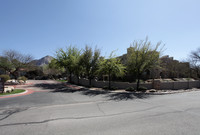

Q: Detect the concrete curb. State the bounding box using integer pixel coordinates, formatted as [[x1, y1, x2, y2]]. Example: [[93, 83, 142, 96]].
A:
[[0, 89, 34, 99], [64, 83, 200, 95], [1, 89, 28, 96]]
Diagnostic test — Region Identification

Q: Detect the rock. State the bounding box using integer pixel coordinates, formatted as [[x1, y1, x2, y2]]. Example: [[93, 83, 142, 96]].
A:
[[149, 89, 157, 92], [4, 86, 13, 93], [18, 80, 24, 84]]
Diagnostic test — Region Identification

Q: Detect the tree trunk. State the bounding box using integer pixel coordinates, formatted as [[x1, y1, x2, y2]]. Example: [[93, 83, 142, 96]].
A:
[[2, 82, 5, 93], [108, 73, 111, 90], [89, 78, 92, 87], [10, 71, 17, 80], [12, 69, 19, 79], [69, 72, 72, 83], [136, 75, 140, 90], [77, 75, 79, 85]]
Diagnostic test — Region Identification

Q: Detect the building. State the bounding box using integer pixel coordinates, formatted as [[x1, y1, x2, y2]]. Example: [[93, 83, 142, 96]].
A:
[[118, 47, 190, 80]]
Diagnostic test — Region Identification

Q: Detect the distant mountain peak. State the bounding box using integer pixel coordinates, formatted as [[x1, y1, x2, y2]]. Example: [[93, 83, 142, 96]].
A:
[[44, 55, 52, 58], [32, 55, 54, 66]]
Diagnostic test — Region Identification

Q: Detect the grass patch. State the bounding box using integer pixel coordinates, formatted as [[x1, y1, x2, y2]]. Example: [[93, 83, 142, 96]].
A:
[[0, 89, 25, 96]]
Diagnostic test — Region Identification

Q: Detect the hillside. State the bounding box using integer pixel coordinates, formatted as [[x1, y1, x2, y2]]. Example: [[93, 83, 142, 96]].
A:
[[32, 55, 54, 66]]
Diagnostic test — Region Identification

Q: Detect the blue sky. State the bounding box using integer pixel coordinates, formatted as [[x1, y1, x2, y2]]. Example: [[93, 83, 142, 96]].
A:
[[0, 0, 200, 60]]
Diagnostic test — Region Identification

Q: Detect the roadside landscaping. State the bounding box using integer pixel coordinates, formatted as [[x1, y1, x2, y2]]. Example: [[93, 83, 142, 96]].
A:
[[65, 82, 200, 95], [56, 80, 67, 82], [0, 89, 25, 96]]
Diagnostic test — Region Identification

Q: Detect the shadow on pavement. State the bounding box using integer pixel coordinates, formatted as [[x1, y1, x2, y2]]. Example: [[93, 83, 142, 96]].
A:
[[33, 83, 152, 101], [33, 83, 68, 91], [106, 92, 150, 101]]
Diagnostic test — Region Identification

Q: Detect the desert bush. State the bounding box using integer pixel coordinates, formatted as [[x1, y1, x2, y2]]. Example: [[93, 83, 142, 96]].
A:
[[126, 87, 135, 92], [18, 76, 27, 82], [137, 86, 147, 92], [103, 86, 109, 90], [103, 86, 118, 90], [110, 87, 118, 90]]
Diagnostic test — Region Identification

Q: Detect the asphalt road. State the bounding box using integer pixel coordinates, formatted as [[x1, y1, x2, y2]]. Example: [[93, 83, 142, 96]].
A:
[[1, 80, 200, 135]]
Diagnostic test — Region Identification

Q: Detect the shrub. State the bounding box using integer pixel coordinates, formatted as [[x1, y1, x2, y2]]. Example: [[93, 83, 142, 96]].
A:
[[110, 87, 118, 90], [86, 85, 92, 88], [18, 76, 27, 82], [103, 86, 109, 90], [186, 78, 191, 81], [0, 75, 10, 83], [137, 86, 147, 92], [103, 86, 118, 90], [126, 87, 135, 92]]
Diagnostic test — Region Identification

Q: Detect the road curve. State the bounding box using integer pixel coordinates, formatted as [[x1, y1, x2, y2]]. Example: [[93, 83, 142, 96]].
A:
[[1, 80, 200, 135]]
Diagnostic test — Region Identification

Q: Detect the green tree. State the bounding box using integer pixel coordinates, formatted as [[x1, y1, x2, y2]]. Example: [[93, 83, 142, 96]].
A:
[[44, 59, 65, 79], [0, 74, 10, 91], [25, 67, 44, 79], [81, 45, 100, 86], [127, 38, 162, 90], [73, 55, 84, 84], [55, 46, 81, 83], [0, 57, 13, 74], [98, 52, 125, 89], [0, 50, 33, 79]]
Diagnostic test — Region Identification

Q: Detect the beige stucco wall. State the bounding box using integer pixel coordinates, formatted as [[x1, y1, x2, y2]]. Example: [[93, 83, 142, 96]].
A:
[[71, 76, 200, 90]]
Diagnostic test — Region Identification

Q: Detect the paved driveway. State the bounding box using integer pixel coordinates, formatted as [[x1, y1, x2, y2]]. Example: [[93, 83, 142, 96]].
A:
[[1, 80, 200, 135]]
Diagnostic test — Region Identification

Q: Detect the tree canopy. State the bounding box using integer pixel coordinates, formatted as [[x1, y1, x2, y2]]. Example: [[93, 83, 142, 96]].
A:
[[0, 50, 33, 78], [188, 47, 200, 78], [55, 46, 81, 82], [98, 52, 125, 89], [127, 38, 162, 90], [81, 45, 100, 86]]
